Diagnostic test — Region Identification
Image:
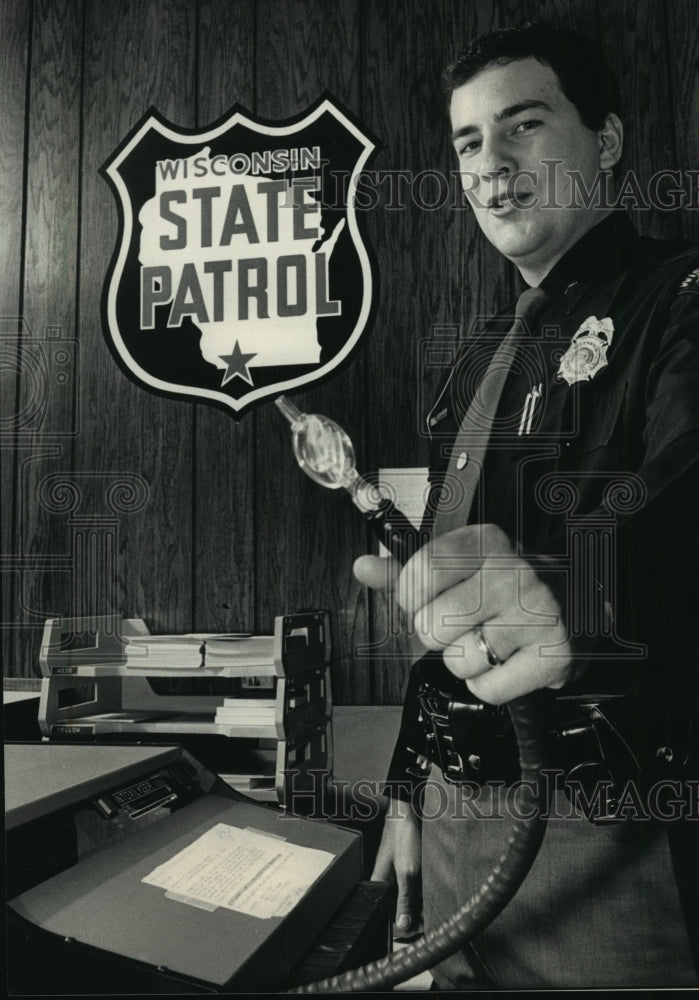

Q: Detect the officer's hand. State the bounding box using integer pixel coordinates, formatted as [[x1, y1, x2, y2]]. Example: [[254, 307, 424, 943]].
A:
[[371, 797, 422, 937], [354, 523, 584, 704]]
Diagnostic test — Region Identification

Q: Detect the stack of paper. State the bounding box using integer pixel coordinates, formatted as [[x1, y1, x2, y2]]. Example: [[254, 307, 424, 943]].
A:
[[205, 635, 275, 668], [214, 698, 277, 725], [123, 635, 206, 669], [122, 633, 275, 670]]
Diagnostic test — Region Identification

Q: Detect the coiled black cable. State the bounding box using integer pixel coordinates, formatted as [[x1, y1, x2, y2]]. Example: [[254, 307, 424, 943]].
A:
[[292, 690, 551, 993]]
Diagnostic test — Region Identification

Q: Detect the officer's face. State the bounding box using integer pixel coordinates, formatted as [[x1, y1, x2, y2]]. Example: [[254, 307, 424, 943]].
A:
[[450, 58, 610, 281]]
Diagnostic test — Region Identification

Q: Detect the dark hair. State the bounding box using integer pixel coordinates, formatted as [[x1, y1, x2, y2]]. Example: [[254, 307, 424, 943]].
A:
[[443, 24, 621, 131]]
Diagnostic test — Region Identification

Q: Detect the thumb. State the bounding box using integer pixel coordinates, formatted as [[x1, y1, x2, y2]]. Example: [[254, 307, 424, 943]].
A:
[[394, 868, 419, 932], [370, 842, 395, 883], [353, 554, 398, 592]]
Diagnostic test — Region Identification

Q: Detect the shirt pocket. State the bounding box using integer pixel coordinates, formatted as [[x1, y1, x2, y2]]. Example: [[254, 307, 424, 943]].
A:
[[569, 381, 628, 460]]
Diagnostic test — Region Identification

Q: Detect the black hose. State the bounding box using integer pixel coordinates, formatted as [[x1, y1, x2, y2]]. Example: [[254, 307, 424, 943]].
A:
[[290, 499, 551, 992], [291, 691, 551, 993]]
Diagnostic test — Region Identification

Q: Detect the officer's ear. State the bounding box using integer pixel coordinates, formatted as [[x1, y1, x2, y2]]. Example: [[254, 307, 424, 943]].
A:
[[598, 113, 623, 170]]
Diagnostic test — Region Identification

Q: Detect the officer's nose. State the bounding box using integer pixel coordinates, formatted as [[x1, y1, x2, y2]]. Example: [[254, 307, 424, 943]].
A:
[[478, 132, 516, 185]]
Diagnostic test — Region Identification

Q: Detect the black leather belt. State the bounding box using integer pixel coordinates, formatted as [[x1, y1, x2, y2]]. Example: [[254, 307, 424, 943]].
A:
[[413, 678, 644, 823], [385, 652, 696, 824]]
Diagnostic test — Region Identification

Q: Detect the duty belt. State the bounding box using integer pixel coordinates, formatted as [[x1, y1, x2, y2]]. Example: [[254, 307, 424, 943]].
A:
[[406, 677, 644, 823]]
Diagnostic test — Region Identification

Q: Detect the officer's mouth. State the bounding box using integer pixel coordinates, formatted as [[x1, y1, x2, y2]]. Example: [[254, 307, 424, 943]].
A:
[[488, 191, 537, 214]]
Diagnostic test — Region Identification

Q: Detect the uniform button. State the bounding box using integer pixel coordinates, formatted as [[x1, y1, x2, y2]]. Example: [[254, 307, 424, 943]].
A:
[[456, 452, 469, 470]]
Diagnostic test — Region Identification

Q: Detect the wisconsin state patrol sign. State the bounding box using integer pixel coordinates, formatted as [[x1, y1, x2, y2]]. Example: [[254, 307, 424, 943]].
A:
[[101, 96, 375, 416]]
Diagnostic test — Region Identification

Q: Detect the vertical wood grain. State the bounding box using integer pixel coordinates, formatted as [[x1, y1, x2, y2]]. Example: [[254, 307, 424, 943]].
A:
[[2, 0, 697, 699], [359, 0, 470, 703], [598, 0, 682, 239], [252, 0, 367, 705], [0, 0, 29, 319], [0, 0, 31, 673], [12, 0, 83, 677], [663, 0, 699, 243], [193, 0, 257, 635], [77, 0, 196, 635]]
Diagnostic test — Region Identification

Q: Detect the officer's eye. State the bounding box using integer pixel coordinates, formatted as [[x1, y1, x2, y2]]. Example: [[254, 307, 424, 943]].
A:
[[456, 138, 481, 156], [513, 120, 541, 134]]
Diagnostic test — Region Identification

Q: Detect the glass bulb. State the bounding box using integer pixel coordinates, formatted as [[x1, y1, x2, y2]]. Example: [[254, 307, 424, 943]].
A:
[[276, 395, 384, 512], [275, 395, 357, 490], [294, 413, 357, 489]]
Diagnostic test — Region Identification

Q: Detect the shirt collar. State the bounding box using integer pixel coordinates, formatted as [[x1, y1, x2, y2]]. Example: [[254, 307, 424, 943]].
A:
[[521, 213, 641, 314]]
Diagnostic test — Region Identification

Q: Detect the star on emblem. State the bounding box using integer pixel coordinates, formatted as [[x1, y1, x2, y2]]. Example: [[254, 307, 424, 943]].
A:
[[219, 342, 256, 387]]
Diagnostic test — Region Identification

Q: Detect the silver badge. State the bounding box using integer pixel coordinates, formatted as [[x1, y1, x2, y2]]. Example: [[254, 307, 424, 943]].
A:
[[558, 315, 614, 385]]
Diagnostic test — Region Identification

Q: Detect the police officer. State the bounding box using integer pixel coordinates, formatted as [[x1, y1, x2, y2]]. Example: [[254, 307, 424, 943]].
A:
[[354, 25, 699, 989]]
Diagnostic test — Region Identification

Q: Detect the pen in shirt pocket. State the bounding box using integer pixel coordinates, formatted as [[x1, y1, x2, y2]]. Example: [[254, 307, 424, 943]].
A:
[[518, 383, 543, 435]]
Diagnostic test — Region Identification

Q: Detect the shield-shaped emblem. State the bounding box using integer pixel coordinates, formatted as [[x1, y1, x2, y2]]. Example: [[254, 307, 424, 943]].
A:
[[101, 95, 375, 417]]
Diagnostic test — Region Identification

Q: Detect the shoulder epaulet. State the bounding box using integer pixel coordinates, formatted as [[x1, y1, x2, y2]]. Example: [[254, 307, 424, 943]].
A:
[[677, 264, 699, 296]]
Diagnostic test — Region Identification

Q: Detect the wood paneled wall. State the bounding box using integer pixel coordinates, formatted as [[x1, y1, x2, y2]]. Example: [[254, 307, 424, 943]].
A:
[[1, 0, 697, 702]]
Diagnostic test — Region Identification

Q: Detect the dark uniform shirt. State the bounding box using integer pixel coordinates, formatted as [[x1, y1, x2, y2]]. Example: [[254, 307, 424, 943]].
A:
[[388, 212, 699, 791], [385, 212, 699, 986]]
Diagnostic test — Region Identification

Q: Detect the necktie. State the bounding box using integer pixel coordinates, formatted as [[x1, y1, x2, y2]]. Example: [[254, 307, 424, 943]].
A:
[[432, 286, 550, 538]]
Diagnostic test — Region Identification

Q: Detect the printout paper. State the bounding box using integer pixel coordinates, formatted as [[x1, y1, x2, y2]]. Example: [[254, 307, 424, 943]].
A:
[[143, 823, 334, 918]]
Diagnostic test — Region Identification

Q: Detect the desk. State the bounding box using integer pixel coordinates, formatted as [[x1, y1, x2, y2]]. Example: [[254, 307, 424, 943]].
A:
[[3, 691, 431, 991]]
